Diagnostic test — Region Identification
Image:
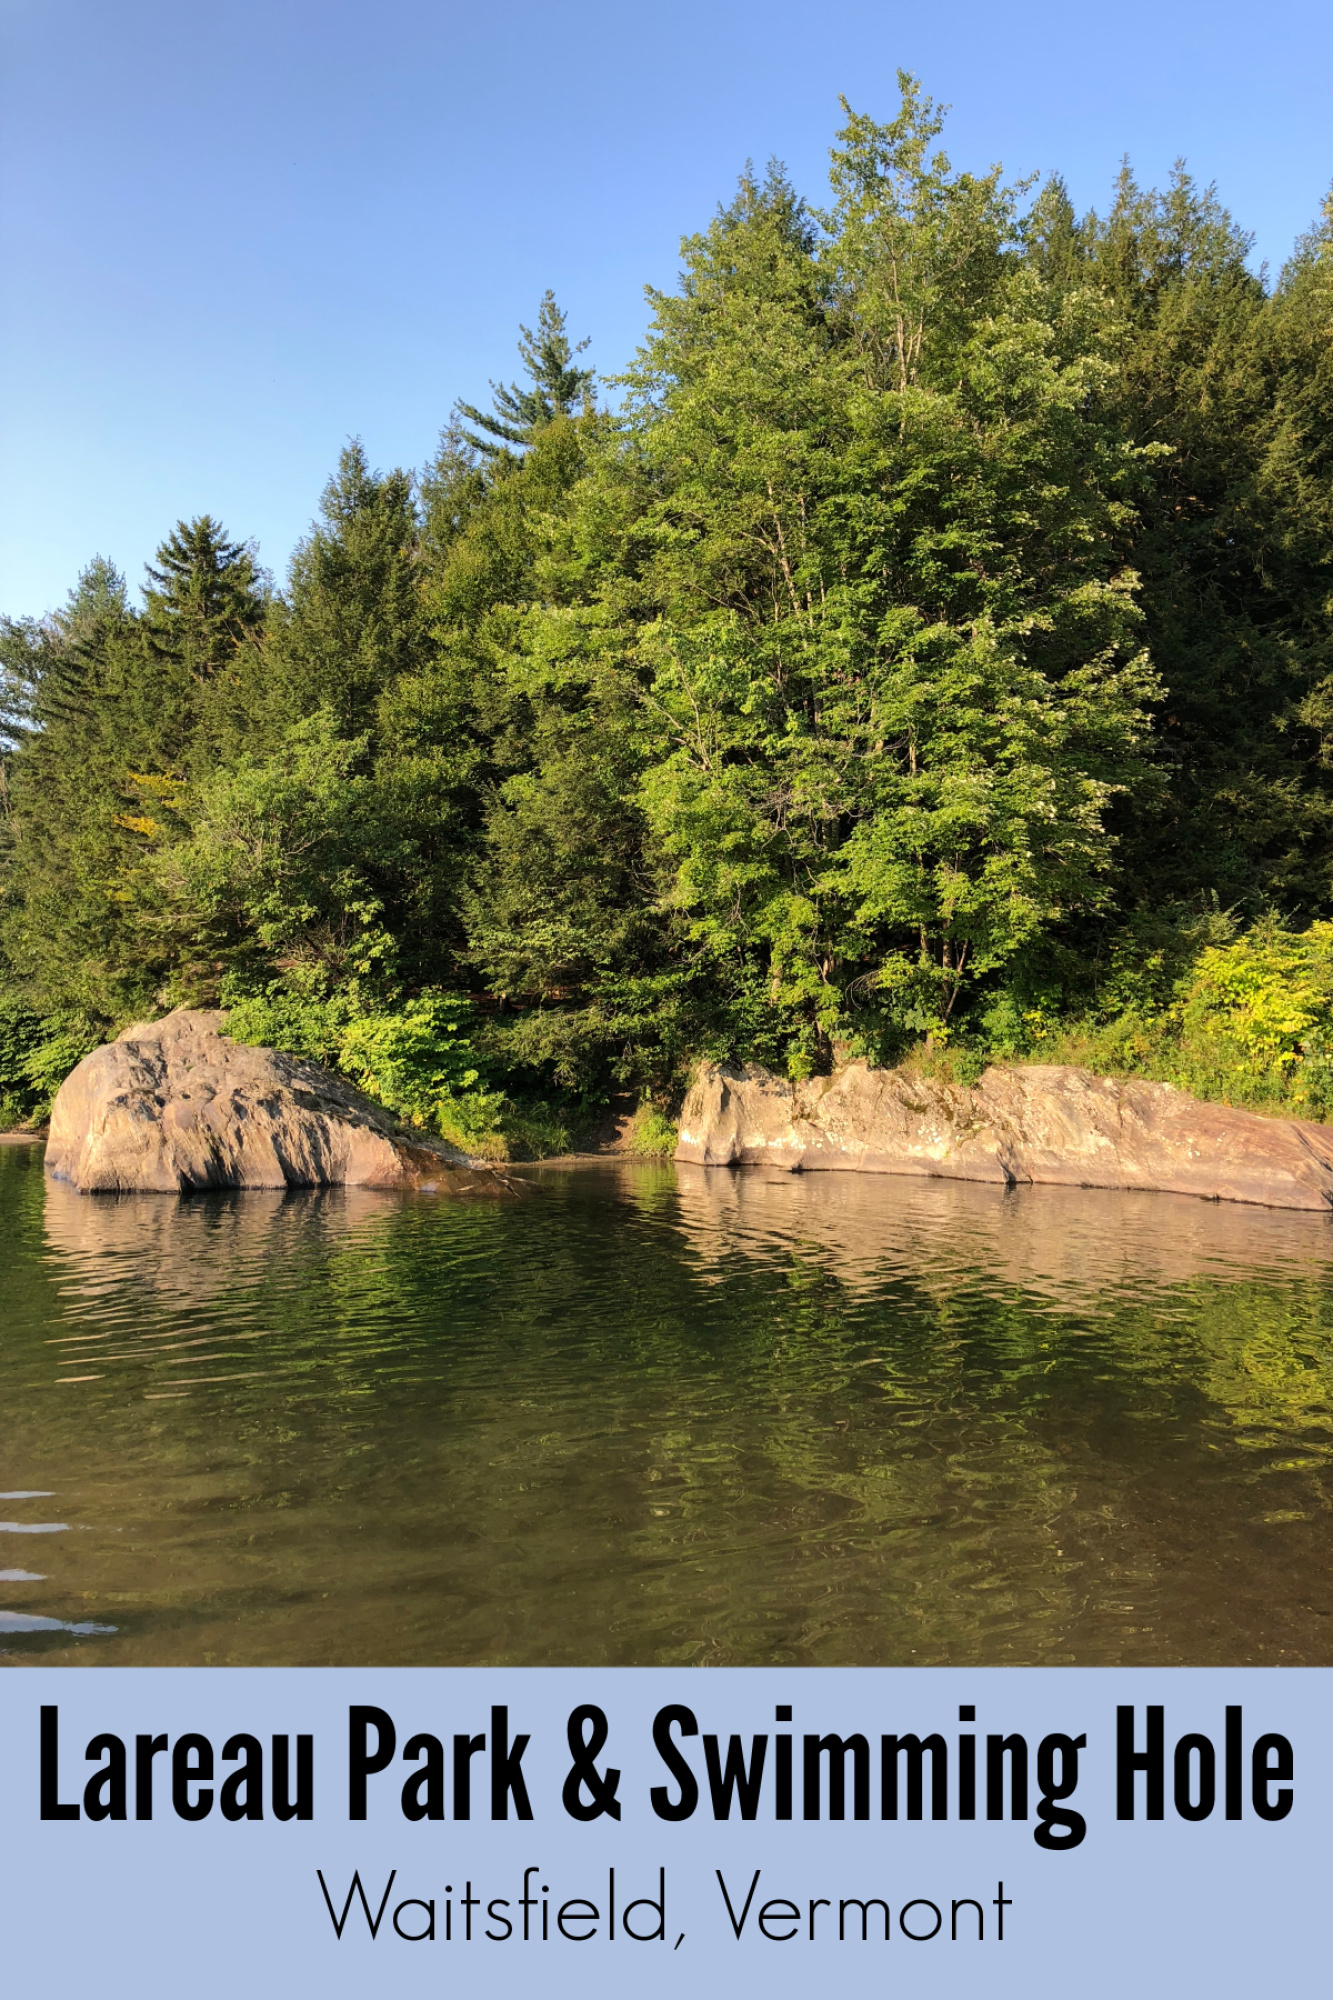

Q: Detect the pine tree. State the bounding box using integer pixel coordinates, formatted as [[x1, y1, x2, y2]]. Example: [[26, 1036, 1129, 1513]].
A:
[[456, 291, 593, 456], [142, 516, 266, 685], [0, 618, 46, 755], [59, 556, 128, 636], [1024, 175, 1088, 287], [271, 441, 426, 737], [0, 558, 166, 1019]]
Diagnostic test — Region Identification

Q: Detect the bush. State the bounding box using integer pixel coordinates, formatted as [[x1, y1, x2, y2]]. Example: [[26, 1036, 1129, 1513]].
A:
[[1023, 920, 1333, 1121], [0, 992, 103, 1127], [224, 983, 583, 1159], [623, 1102, 678, 1158], [335, 994, 501, 1131], [219, 984, 348, 1066]]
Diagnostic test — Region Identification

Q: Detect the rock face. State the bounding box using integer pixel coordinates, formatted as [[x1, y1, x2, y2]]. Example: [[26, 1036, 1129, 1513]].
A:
[[675, 1059, 1333, 1212], [46, 1008, 493, 1195]]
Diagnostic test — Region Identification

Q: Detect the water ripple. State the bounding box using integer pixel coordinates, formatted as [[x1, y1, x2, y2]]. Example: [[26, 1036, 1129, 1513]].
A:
[[3, 1151, 1333, 1665]]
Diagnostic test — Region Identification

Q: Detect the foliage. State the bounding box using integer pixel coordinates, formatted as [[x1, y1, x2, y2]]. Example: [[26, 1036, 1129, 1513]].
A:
[[223, 984, 575, 1159], [336, 993, 500, 1131], [616, 92, 1159, 1065], [226, 984, 494, 1124], [0, 993, 101, 1126], [142, 517, 266, 693], [623, 1101, 679, 1158], [1183, 923, 1333, 1071], [456, 291, 594, 456], [2, 82, 1332, 1130], [1023, 922, 1333, 1120]]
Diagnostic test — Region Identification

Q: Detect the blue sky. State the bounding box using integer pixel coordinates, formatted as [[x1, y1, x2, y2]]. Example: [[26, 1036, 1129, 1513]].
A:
[[2, 0, 1329, 619]]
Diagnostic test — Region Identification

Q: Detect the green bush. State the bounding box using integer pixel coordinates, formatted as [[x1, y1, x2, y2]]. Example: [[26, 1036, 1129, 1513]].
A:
[[1025, 920, 1333, 1121], [219, 983, 348, 1066], [226, 984, 504, 1140], [224, 983, 586, 1158], [0, 992, 102, 1127], [624, 1102, 678, 1158], [335, 994, 499, 1126]]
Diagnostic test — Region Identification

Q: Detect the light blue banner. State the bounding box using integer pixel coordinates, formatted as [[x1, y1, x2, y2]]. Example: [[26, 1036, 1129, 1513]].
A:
[[1, 1667, 1321, 1996]]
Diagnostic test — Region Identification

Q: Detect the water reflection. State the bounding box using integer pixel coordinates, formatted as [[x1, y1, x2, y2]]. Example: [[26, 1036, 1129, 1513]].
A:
[[41, 1182, 409, 1302], [0, 1611, 116, 1635], [3, 1144, 1333, 1666], [672, 1162, 1333, 1297]]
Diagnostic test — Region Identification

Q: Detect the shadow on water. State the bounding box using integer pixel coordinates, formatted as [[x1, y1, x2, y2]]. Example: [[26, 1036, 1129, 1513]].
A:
[[3, 1141, 1333, 1665]]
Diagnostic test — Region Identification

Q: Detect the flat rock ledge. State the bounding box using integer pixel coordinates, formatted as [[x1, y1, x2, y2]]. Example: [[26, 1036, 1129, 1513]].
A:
[[675, 1059, 1333, 1212], [46, 1008, 502, 1196]]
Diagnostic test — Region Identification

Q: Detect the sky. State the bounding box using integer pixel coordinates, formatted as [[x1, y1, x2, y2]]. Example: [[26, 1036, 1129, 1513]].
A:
[[1, 0, 1329, 620]]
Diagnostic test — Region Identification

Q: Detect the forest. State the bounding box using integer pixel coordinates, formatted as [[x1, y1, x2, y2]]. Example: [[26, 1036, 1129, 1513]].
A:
[[2, 78, 1331, 1154]]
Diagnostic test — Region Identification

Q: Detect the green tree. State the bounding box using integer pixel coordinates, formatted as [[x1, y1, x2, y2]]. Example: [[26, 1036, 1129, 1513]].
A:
[[1060, 168, 1333, 922], [4, 90, 1333, 1138], [615, 85, 1156, 1062], [457, 290, 594, 456], [143, 516, 266, 686], [0, 557, 166, 1020], [142, 711, 413, 1003], [270, 442, 427, 738]]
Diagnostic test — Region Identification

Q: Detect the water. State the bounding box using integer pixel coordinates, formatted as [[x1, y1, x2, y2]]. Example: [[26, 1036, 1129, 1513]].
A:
[[3, 1140, 1333, 1666]]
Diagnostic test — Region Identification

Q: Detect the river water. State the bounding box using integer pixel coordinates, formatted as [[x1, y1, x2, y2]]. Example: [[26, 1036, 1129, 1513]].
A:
[[3, 1141, 1333, 1666]]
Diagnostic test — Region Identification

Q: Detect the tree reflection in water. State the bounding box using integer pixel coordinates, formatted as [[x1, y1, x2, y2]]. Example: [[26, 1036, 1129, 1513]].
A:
[[2, 1146, 1332, 1665]]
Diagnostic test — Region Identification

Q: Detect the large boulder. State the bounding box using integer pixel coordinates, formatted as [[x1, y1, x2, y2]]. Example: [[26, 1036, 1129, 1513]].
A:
[[675, 1058, 1333, 1212], [46, 1008, 495, 1195]]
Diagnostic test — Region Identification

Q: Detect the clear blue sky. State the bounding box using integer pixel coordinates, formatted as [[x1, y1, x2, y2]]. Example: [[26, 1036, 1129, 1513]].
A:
[[2, 0, 1329, 619]]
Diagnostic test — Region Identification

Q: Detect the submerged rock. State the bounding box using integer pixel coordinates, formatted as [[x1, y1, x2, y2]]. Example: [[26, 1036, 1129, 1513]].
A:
[[46, 1008, 498, 1195], [675, 1059, 1333, 1212]]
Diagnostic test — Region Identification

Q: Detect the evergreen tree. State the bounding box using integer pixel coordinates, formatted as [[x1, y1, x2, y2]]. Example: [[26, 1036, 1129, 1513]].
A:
[[143, 516, 266, 684], [0, 557, 166, 1020], [272, 441, 427, 737], [457, 291, 593, 456], [1073, 168, 1333, 921], [60, 555, 129, 636], [0, 617, 47, 756], [418, 420, 490, 567]]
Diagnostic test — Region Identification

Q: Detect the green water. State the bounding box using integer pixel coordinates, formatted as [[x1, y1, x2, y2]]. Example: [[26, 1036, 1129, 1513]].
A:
[[3, 1140, 1333, 1665]]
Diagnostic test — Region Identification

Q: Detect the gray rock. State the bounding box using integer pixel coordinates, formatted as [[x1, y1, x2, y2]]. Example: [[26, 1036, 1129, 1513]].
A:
[[46, 1008, 494, 1195], [675, 1058, 1333, 1211]]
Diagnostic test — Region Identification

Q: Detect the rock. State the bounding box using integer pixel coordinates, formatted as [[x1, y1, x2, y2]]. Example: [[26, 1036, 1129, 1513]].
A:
[[675, 1058, 1333, 1212], [45, 1008, 500, 1195]]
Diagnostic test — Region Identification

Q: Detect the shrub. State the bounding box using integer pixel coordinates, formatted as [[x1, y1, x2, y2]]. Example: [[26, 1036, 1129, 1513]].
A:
[[623, 1102, 678, 1158], [0, 992, 102, 1126], [1024, 920, 1333, 1121]]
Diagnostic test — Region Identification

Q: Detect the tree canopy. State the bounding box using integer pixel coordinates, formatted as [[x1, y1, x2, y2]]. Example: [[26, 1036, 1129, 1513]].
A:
[[3, 78, 1332, 1140]]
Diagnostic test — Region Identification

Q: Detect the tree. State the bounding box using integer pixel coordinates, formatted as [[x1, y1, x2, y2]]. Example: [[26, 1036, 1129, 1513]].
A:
[[1042, 166, 1333, 926], [457, 291, 593, 456], [0, 617, 47, 758], [271, 441, 427, 737], [615, 84, 1157, 1064], [142, 711, 413, 1002], [0, 561, 127, 757], [143, 515, 266, 684], [0, 557, 166, 1020], [4, 89, 1332, 1132]]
